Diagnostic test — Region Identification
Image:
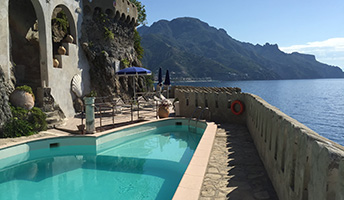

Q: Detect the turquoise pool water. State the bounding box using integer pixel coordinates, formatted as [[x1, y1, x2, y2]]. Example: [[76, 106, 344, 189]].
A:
[[0, 120, 205, 200]]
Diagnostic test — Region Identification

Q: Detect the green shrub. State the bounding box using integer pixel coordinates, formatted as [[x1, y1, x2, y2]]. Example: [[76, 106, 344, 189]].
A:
[[16, 85, 35, 100], [2, 118, 34, 138], [10, 105, 28, 120], [1, 106, 47, 138], [85, 90, 97, 97], [134, 30, 144, 60], [104, 27, 114, 40], [52, 10, 69, 32], [28, 107, 47, 132], [121, 59, 130, 68]]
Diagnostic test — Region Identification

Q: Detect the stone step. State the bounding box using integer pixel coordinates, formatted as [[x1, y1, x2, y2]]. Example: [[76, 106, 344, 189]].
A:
[[45, 110, 60, 118], [46, 116, 61, 124], [44, 110, 65, 129], [46, 117, 65, 129]]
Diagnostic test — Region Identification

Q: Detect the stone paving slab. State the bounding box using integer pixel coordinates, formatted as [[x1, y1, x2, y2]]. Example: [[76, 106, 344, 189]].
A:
[[200, 123, 278, 200]]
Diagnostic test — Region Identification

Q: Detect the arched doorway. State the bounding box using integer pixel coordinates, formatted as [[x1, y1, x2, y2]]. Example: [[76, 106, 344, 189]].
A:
[[9, 0, 41, 97]]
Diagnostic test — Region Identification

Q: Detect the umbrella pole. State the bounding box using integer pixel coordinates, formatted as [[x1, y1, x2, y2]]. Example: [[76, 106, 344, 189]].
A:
[[133, 76, 136, 100]]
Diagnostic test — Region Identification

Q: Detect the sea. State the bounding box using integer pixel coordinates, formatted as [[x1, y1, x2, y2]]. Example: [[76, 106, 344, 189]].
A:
[[173, 79, 344, 146]]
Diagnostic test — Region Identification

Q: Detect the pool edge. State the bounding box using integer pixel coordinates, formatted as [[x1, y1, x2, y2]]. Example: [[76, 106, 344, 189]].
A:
[[172, 121, 217, 200]]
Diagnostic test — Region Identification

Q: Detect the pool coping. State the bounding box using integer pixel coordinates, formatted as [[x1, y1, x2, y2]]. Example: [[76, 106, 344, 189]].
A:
[[173, 120, 217, 200], [0, 117, 218, 199]]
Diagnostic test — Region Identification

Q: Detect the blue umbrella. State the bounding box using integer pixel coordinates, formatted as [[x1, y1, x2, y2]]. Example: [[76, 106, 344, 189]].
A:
[[163, 70, 171, 98], [116, 66, 152, 99], [158, 67, 163, 86], [116, 66, 152, 76]]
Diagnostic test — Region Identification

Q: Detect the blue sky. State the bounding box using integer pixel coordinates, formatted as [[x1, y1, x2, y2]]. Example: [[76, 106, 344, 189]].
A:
[[140, 0, 344, 69]]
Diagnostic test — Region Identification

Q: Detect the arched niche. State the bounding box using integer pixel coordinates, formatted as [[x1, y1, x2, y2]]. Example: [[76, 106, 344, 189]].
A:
[[51, 5, 77, 46], [120, 13, 125, 22], [125, 15, 131, 24], [8, 0, 43, 98], [51, 5, 77, 68], [114, 11, 121, 21], [105, 9, 115, 18]]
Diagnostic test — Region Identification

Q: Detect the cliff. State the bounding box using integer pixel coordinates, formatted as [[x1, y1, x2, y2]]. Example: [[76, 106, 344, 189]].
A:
[[81, 7, 142, 98], [138, 17, 344, 80]]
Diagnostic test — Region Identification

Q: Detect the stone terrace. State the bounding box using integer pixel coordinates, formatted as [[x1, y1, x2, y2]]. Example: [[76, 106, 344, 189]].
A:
[[200, 124, 278, 200], [0, 103, 277, 200]]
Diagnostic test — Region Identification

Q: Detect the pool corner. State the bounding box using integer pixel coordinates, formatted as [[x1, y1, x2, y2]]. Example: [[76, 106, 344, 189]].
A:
[[173, 121, 217, 200]]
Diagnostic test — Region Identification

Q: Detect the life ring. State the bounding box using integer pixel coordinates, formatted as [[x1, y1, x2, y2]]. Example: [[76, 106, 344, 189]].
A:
[[231, 100, 244, 115]]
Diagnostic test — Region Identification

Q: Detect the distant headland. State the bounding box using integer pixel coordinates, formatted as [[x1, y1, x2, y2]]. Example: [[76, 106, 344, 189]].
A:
[[138, 17, 344, 81]]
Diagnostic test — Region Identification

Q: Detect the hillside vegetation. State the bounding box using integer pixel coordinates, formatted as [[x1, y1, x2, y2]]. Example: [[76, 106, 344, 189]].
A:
[[138, 17, 344, 80]]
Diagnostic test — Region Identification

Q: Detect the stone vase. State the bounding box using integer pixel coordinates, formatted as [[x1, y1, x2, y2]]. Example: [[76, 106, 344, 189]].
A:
[[58, 46, 66, 55], [10, 89, 35, 110], [64, 35, 74, 43], [53, 59, 59, 68], [158, 106, 169, 118]]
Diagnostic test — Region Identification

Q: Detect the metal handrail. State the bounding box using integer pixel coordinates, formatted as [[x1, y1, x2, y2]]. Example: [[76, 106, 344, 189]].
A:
[[198, 107, 209, 121], [188, 106, 202, 131]]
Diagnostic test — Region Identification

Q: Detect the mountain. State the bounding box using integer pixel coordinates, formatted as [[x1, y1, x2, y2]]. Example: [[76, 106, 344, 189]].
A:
[[138, 17, 344, 80]]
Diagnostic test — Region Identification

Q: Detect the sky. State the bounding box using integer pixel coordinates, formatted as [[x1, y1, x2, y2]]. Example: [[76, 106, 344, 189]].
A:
[[140, 0, 344, 69]]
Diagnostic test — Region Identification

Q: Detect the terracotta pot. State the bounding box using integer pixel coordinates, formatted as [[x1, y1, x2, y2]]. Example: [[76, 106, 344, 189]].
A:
[[10, 89, 35, 110], [53, 59, 59, 68], [158, 106, 169, 118], [58, 46, 66, 55]]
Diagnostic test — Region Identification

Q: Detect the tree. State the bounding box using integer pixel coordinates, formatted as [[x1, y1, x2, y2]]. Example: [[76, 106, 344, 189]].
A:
[[129, 0, 147, 25]]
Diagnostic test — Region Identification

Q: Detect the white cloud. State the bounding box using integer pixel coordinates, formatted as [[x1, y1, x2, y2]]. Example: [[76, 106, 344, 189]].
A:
[[280, 38, 344, 70]]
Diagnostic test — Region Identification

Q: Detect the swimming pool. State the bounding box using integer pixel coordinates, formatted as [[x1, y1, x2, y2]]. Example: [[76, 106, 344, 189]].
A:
[[0, 119, 215, 200]]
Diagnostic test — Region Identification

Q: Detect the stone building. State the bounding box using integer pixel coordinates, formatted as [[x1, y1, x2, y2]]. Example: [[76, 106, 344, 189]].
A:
[[0, 0, 138, 118]]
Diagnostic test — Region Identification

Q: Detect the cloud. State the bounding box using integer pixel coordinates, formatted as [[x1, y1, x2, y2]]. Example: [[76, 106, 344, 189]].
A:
[[280, 38, 344, 70]]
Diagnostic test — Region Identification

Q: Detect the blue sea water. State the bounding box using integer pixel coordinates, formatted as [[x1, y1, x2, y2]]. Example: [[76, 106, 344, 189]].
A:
[[174, 79, 344, 146]]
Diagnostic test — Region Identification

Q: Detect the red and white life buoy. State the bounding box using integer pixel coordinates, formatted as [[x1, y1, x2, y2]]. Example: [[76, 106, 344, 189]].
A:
[[231, 100, 244, 115]]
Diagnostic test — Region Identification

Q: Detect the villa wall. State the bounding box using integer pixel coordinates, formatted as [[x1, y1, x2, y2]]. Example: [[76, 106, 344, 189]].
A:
[[0, 0, 137, 118], [175, 86, 344, 200]]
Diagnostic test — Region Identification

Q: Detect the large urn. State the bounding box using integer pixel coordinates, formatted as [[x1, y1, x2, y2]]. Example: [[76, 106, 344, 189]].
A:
[[158, 105, 169, 118], [10, 89, 35, 110]]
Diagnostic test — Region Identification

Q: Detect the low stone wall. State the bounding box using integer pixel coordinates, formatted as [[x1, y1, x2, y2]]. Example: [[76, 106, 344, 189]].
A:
[[245, 93, 344, 200], [175, 86, 245, 124], [175, 86, 344, 200]]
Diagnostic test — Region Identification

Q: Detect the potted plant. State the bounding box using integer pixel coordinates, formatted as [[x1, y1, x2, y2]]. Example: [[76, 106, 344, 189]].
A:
[[158, 99, 171, 118]]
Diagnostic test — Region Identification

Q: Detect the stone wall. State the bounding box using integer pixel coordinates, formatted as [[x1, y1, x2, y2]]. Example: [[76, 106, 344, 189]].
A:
[[175, 86, 344, 200], [0, 67, 12, 130], [175, 86, 244, 124], [244, 93, 344, 200]]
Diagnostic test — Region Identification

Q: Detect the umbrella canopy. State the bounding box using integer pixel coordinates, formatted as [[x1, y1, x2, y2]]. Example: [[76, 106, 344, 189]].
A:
[[164, 70, 170, 86], [116, 66, 151, 76], [116, 66, 152, 99], [158, 67, 163, 86]]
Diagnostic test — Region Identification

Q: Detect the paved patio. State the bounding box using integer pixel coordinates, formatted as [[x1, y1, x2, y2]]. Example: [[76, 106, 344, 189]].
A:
[[200, 124, 278, 200]]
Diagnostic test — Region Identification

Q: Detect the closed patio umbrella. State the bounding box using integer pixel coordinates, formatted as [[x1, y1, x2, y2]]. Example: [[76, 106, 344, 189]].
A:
[[158, 67, 163, 86], [163, 70, 171, 98]]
